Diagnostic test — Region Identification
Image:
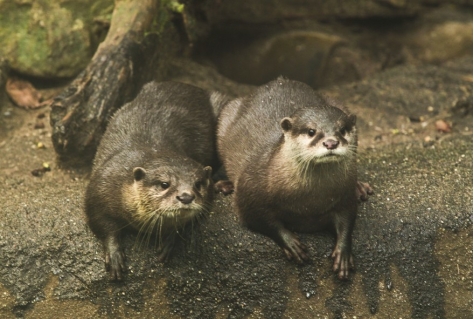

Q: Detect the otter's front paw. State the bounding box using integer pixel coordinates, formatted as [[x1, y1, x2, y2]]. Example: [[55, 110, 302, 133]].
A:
[[105, 250, 126, 281], [331, 247, 354, 279], [280, 231, 308, 264], [214, 180, 234, 195], [356, 181, 373, 201], [157, 240, 175, 262]]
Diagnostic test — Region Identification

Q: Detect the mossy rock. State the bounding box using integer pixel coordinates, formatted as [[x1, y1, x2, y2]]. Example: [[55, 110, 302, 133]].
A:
[[0, 0, 113, 78]]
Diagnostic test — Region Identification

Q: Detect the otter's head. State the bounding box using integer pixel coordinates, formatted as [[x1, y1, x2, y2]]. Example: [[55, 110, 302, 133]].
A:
[[124, 158, 213, 231], [280, 106, 357, 164]]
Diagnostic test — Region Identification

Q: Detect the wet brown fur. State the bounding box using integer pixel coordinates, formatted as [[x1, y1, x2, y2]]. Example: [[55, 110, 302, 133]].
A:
[[85, 81, 217, 280], [217, 77, 358, 279]]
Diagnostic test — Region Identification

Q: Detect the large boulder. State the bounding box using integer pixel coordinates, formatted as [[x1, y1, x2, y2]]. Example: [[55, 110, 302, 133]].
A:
[[203, 6, 472, 89], [0, 0, 113, 78]]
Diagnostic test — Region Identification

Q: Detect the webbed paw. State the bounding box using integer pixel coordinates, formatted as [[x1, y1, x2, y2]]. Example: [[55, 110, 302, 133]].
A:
[[280, 232, 309, 264], [356, 181, 374, 201], [214, 180, 234, 195], [105, 249, 126, 281], [331, 247, 354, 280]]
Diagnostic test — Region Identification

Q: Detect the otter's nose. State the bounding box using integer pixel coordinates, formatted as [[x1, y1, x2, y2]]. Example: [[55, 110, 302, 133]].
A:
[[177, 193, 195, 204], [323, 139, 339, 150]]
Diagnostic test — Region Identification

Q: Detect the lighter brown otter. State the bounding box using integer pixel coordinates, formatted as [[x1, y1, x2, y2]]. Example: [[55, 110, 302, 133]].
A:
[[217, 77, 362, 279]]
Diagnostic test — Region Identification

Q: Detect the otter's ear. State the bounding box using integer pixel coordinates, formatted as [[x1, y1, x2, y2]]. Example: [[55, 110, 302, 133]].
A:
[[348, 114, 357, 127], [203, 166, 213, 187], [203, 166, 212, 180], [280, 117, 293, 132], [133, 167, 146, 181]]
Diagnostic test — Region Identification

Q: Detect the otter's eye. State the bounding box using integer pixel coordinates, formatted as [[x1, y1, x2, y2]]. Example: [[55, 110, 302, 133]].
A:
[[160, 182, 170, 190], [340, 126, 350, 135], [308, 129, 316, 137], [194, 181, 202, 189]]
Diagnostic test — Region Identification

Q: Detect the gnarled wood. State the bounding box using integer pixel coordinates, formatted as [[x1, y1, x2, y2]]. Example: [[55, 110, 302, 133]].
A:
[[50, 0, 159, 165]]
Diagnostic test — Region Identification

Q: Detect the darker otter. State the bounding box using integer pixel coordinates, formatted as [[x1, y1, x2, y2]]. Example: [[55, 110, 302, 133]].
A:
[[217, 77, 361, 279], [85, 81, 217, 280]]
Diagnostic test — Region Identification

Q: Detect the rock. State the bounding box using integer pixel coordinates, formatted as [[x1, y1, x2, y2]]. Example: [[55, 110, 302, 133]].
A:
[[0, 2, 472, 317], [403, 6, 473, 63], [208, 30, 348, 88], [0, 0, 113, 78], [202, 0, 472, 25], [320, 56, 473, 148], [159, 57, 255, 98], [201, 6, 472, 88], [0, 57, 471, 318]]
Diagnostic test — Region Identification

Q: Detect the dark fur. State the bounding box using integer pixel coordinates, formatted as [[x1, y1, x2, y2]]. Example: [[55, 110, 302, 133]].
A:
[[85, 81, 217, 280], [217, 77, 358, 279]]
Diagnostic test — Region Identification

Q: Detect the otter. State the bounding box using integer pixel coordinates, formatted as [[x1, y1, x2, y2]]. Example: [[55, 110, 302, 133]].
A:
[[85, 81, 217, 280], [217, 77, 362, 279]]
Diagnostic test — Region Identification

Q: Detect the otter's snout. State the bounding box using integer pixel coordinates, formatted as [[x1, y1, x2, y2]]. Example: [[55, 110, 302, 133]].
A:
[[323, 138, 339, 150], [177, 193, 195, 204]]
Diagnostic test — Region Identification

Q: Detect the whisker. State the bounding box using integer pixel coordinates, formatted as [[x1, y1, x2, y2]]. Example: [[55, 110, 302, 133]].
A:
[[134, 209, 157, 250], [125, 201, 210, 257]]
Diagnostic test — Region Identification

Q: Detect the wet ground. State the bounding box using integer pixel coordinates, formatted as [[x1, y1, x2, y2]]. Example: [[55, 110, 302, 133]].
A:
[[0, 52, 472, 318]]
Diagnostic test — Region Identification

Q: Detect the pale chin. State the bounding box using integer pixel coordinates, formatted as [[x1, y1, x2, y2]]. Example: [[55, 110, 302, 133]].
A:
[[160, 207, 199, 218], [312, 148, 348, 163], [314, 155, 342, 163]]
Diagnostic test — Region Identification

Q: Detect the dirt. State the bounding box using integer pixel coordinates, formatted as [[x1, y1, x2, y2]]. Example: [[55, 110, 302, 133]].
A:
[[0, 7, 472, 314]]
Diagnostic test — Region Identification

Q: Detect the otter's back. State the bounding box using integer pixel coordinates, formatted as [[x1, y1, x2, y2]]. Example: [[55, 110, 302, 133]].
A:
[[93, 81, 217, 171]]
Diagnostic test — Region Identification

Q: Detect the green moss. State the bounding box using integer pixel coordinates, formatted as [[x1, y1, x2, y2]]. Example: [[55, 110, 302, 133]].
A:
[[167, 0, 184, 13], [61, 0, 114, 22], [0, 0, 113, 78], [145, 0, 179, 37]]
